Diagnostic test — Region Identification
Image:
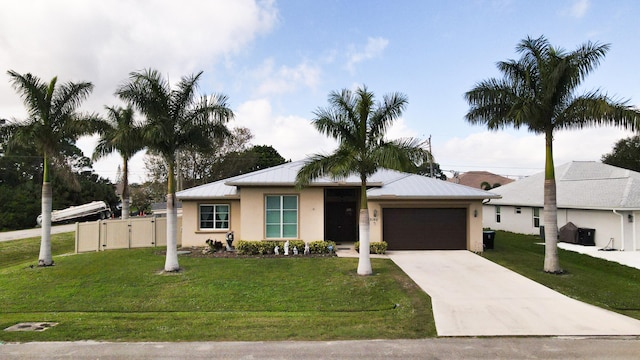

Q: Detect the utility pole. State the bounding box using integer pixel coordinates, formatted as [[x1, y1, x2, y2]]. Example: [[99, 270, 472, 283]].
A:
[[428, 135, 434, 178]]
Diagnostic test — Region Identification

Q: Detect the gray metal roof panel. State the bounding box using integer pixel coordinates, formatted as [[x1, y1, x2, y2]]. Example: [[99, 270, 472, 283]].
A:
[[177, 160, 500, 200], [176, 178, 238, 199], [367, 173, 500, 199], [224, 160, 407, 186]]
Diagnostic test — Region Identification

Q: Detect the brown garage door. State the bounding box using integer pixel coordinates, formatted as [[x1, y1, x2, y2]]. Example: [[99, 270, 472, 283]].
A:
[[383, 208, 467, 250]]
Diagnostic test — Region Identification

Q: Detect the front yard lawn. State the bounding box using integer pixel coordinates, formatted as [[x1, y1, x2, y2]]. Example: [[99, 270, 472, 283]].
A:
[[483, 231, 640, 320], [0, 235, 435, 342]]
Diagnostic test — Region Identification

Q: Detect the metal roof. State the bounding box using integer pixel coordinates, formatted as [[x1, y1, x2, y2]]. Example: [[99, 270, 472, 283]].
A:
[[177, 160, 500, 200], [367, 173, 500, 199], [175, 178, 238, 199], [487, 161, 640, 210]]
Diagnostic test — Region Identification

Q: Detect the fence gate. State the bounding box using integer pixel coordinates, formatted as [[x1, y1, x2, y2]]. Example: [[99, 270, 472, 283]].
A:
[[75, 216, 182, 253]]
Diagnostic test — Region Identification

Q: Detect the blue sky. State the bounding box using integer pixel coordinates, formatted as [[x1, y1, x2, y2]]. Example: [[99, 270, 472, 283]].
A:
[[1, 0, 638, 183]]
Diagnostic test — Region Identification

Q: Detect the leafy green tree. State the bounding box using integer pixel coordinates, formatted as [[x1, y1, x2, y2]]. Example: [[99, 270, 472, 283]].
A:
[[211, 145, 287, 180], [92, 106, 145, 219], [295, 86, 430, 275], [176, 126, 253, 188], [0, 136, 115, 230], [129, 183, 155, 215], [411, 161, 447, 180], [117, 69, 234, 272], [601, 135, 640, 172], [5, 70, 98, 266], [465, 36, 640, 273]]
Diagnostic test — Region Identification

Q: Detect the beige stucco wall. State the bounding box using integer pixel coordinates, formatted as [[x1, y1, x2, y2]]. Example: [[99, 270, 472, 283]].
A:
[[239, 187, 324, 241], [181, 188, 487, 251], [181, 188, 325, 245], [369, 199, 485, 252], [181, 199, 241, 247]]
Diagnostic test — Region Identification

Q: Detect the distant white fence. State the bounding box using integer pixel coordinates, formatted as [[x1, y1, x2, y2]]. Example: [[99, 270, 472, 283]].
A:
[[75, 216, 182, 253]]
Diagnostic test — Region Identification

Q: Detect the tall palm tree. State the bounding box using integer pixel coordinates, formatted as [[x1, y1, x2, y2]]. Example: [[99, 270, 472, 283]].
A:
[[295, 86, 430, 275], [465, 35, 640, 273], [6, 70, 97, 266], [116, 69, 234, 272], [92, 106, 145, 219]]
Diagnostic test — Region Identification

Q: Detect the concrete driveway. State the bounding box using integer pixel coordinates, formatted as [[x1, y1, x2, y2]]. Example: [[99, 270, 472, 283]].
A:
[[388, 250, 640, 336], [0, 224, 76, 242]]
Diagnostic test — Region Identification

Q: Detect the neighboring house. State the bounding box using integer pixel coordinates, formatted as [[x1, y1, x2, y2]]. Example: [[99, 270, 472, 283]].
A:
[[448, 171, 514, 189], [150, 201, 183, 217], [483, 161, 640, 251], [176, 161, 499, 251]]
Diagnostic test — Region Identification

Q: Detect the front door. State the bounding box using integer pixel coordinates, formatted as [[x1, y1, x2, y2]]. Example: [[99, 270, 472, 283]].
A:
[[324, 189, 358, 244]]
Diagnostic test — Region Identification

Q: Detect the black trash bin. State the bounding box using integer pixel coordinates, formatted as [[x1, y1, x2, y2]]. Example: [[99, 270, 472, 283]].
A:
[[577, 228, 596, 246], [483, 230, 495, 250]]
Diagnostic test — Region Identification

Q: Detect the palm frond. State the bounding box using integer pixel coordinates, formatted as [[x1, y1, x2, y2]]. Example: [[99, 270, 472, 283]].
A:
[[7, 71, 49, 122], [556, 92, 640, 131]]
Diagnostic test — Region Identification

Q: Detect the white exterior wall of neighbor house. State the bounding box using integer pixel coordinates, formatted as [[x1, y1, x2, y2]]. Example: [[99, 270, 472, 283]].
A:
[[484, 205, 640, 250], [181, 199, 241, 247], [371, 199, 485, 252], [483, 205, 540, 235]]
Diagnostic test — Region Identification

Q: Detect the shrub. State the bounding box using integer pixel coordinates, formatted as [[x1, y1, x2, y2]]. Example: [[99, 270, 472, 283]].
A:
[[235, 240, 257, 255], [235, 240, 313, 255], [308, 240, 336, 254], [354, 241, 388, 254]]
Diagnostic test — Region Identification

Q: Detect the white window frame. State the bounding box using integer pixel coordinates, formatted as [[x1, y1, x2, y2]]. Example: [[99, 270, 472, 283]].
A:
[[533, 207, 540, 228], [199, 204, 230, 231], [265, 195, 298, 239]]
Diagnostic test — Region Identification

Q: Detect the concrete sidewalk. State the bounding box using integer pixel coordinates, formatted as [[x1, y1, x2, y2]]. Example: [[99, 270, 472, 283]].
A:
[[558, 242, 640, 270], [388, 250, 640, 337]]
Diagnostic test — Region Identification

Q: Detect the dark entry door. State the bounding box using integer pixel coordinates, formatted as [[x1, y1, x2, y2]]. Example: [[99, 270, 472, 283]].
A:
[[324, 188, 358, 244]]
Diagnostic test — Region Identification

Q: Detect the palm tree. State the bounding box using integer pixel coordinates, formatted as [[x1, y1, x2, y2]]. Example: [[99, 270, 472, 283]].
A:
[[92, 106, 145, 220], [5, 70, 96, 266], [116, 69, 234, 272], [465, 35, 640, 273], [295, 86, 430, 275]]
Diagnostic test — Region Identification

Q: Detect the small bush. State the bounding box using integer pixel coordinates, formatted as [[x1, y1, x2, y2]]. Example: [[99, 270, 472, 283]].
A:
[[354, 241, 388, 254], [235, 240, 257, 255], [308, 240, 336, 254], [235, 240, 315, 255]]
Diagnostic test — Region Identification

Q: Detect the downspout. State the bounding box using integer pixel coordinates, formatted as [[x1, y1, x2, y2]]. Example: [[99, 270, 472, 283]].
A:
[[633, 211, 637, 251], [612, 210, 625, 251]]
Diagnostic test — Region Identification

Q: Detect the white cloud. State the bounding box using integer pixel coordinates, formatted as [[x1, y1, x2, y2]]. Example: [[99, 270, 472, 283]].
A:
[[0, 0, 278, 182], [437, 126, 633, 178], [385, 118, 421, 140], [346, 37, 389, 73], [253, 59, 321, 96], [232, 99, 337, 161], [566, 0, 590, 18], [0, 0, 278, 114]]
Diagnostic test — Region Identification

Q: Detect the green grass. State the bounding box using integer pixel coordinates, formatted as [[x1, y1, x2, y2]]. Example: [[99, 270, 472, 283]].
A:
[[483, 231, 640, 320], [0, 239, 435, 342], [0, 232, 75, 268]]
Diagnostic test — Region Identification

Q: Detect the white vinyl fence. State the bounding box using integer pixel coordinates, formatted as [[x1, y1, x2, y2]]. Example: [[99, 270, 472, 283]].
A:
[[75, 216, 182, 253]]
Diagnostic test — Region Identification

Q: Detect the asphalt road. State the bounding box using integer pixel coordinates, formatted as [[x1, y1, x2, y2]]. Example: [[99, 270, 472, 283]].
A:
[[1, 338, 640, 359], [0, 224, 76, 242]]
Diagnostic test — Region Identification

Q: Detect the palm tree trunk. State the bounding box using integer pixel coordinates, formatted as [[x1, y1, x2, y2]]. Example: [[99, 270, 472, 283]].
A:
[[121, 159, 130, 220], [543, 130, 561, 273], [164, 160, 180, 272], [357, 177, 372, 275], [38, 157, 53, 266]]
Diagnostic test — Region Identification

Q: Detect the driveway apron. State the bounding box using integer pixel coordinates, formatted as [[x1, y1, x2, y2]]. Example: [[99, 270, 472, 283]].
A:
[[388, 250, 640, 336]]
